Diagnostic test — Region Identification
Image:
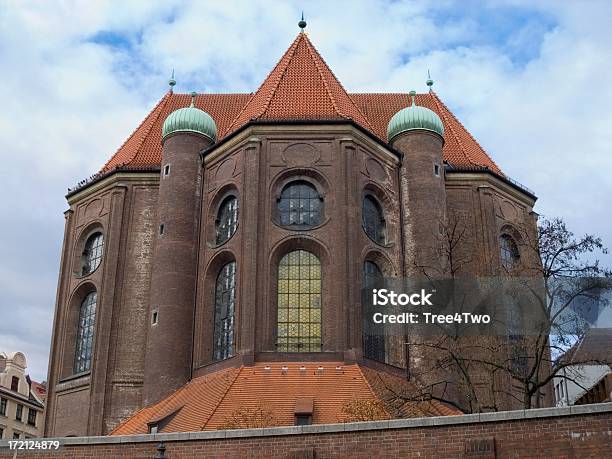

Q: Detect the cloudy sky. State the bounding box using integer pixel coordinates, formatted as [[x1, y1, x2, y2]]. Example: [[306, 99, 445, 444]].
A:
[[1, 0, 611, 382]]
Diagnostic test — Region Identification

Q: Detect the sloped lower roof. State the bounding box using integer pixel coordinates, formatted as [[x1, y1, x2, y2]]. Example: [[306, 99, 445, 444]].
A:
[[98, 33, 502, 176], [101, 93, 251, 172], [110, 362, 460, 435], [561, 328, 612, 365], [100, 90, 501, 175]]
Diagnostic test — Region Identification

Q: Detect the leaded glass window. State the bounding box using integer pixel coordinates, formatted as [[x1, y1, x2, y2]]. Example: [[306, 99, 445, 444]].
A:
[[74, 291, 96, 373], [500, 234, 520, 271], [277, 250, 321, 352], [216, 196, 238, 244], [363, 261, 386, 362], [363, 196, 385, 244], [213, 261, 236, 361], [278, 182, 322, 229], [81, 233, 104, 275]]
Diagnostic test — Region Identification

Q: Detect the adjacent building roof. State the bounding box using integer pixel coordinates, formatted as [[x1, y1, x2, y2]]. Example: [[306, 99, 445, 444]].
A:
[[561, 328, 612, 365], [110, 362, 460, 435], [99, 33, 502, 176]]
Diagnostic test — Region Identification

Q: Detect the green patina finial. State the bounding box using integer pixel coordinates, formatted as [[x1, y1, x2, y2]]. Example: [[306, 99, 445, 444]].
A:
[[409, 90, 417, 107], [298, 12, 307, 31], [426, 70, 434, 92], [168, 69, 176, 92]]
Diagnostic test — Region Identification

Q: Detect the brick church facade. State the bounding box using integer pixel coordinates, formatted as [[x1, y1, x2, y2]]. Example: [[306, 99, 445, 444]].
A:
[[44, 29, 539, 436]]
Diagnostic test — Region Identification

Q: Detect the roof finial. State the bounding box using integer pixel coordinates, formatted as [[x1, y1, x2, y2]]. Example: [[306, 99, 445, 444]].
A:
[[190, 91, 197, 108], [409, 90, 417, 107], [426, 70, 434, 92], [298, 12, 307, 32], [168, 69, 176, 93]]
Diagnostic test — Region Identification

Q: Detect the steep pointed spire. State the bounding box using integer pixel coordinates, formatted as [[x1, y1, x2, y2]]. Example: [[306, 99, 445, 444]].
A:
[[223, 32, 374, 137]]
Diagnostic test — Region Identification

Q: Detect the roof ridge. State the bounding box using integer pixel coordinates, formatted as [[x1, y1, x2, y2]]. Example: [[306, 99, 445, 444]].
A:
[[428, 91, 477, 168], [303, 35, 375, 132], [200, 366, 242, 430], [108, 379, 187, 436], [429, 91, 502, 174], [100, 92, 171, 172], [222, 34, 302, 137], [354, 364, 392, 418]]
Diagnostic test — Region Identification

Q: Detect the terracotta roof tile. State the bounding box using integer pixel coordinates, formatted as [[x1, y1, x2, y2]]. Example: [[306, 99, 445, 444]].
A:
[[359, 365, 462, 417], [561, 328, 612, 365], [223, 33, 374, 137], [110, 367, 240, 435], [110, 362, 460, 435], [100, 93, 251, 173], [352, 92, 502, 174], [98, 34, 502, 177]]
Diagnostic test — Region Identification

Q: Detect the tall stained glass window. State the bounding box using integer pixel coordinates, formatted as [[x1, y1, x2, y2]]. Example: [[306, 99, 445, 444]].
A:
[[277, 250, 321, 352], [216, 196, 238, 244], [363, 261, 386, 362], [278, 182, 322, 229], [362, 196, 385, 244], [500, 234, 520, 270], [74, 291, 97, 373], [213, 261, 236, 361], [81, 233, 104, 275]]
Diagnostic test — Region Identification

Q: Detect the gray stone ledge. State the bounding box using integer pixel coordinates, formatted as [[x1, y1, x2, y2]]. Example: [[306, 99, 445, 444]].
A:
[[476, 410, 526, 423], [430, 413, 481, 426], [187, 430, 226, 440], [344, 420, 391, 431], [570, 403, 612, 415], [301, 423, 343, 434], [260, 426, 303, 437], [387, 417, 435, 429], [224, 428, 265, 438], [22, 402, 611, 447], [525, 406, 572, 419]]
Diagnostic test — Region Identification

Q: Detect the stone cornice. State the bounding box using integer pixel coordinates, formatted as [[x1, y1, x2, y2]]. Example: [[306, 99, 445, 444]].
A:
[[66, 172, 159, 206]]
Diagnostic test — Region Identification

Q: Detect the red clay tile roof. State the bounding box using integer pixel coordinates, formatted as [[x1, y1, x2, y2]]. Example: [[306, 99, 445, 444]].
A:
[[222, 33, 375, 137], [560, 328, 612, 365], [99, 33, 502, 176], [359, 365, 461, 418], [110, 362, 461, 435], [352, 92, 502, 174], [101, 93, 251, 173]]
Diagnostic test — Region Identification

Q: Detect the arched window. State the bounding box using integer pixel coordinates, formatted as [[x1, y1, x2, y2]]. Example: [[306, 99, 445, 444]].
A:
[[216, 196, 239, 244], [213, 261, 236, 361], [363, 261, 385, 362], [81, 232, 104, 276], [277, 250, 321, 352], [74, 291, 97, 373], [278, 181, 322, 229], [362, 196, 385, 244], [500, 234, 520, 270]]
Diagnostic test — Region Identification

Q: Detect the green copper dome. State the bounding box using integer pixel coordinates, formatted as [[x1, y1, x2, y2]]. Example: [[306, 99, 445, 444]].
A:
[[387, 91, 444, 142], [162, 92, 217, 142]]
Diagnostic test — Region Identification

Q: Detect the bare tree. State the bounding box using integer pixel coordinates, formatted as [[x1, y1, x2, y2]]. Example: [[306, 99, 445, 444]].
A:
[[389, 216, 611, 413]]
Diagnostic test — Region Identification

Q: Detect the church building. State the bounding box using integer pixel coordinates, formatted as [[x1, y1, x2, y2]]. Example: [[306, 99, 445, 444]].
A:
[[44, 23, 538, 436]]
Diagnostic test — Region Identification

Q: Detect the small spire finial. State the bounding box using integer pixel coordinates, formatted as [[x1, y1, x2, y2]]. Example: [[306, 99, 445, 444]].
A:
[[409, 90, 417, 107], [168, 69, 176, 92], [298, 12, 307, 32], [190, 91, 197, 108], [426, 69, 434, 92]]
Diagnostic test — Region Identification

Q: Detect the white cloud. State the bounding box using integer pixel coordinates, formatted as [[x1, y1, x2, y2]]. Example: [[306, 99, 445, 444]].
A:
[[0, 0, 610, 381]]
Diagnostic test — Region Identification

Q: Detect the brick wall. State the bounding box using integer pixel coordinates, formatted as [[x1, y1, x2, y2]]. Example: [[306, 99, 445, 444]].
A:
[[2, 403, 610, 458]]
